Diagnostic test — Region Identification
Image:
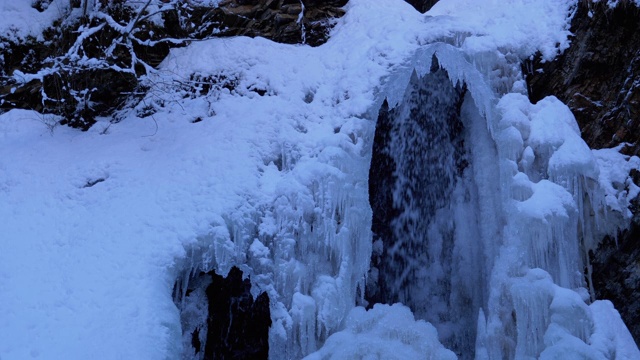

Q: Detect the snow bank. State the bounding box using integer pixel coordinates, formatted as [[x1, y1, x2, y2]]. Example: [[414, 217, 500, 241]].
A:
[[590, 300, 640, 360], [0, 0, 68, 41], [428, 0, 576, 61], [0, 1, 431, 358], [303, 304, 457, 360]]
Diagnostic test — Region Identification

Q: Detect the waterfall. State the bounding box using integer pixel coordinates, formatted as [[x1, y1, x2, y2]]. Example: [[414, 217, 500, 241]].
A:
[[364, 41, 638, 359], [367, 57, 480, 355], [153, 4, 639, 358]]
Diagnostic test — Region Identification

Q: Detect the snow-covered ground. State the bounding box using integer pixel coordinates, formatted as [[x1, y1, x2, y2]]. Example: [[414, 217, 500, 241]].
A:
[[1, 0, 639, 359]]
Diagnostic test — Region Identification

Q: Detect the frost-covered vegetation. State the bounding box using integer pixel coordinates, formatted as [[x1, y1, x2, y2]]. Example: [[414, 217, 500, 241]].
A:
[[0, 0, 229, 128]]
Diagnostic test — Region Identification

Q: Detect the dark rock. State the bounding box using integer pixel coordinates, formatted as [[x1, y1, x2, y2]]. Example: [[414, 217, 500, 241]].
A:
[[524, 1, 640, 346], [176, 266, 271, 360], [404, 0, 439, 13], [590, 218, 640, 347], [524, 1, 640, 155], [189, 0, 348, 46]]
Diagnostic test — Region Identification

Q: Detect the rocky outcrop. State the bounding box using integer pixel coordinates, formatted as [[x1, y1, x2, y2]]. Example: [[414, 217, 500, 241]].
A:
[[525, 2, 640, 154], [590, 222, 640, 346], [524, 1, 640, 346], [0, 0, 347, 129], [190, 0, 348, 46]]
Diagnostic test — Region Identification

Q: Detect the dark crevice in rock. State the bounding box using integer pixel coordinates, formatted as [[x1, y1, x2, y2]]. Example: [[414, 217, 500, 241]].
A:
[[176, 266, 271, 360], [524, 1, 640, 346], [404, 0, 439, 13]]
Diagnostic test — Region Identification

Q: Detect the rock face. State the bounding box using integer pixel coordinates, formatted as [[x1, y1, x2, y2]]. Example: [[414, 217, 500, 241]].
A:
[[525, 2, 640, 154], [404, 0, 439, 13], [524, 1, 640, 346], [191, 0, 348, 46], [590, 224, 640, 346]]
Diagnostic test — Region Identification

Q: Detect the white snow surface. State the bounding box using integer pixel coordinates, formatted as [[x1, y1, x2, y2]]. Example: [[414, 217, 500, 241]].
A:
[[0, 0, 69, 41], [1, 0, 639, 359], [303, 304, 457, 360], [427, 0, 576, 60]]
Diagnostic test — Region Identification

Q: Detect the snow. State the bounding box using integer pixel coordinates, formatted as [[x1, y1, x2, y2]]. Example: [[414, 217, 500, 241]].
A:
[[593, 145, 640, 216], [1, 0, 639, 359], [0, 0, 69, 41], [594, 0, 640, 8], [590, 300, 640, 360], [303, 304, 457, 360], [427, 0, 576, 61]]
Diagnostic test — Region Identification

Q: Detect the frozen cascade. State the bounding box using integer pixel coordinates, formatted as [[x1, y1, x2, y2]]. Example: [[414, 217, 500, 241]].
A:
[[365, 40, 640, 359], [165, 38, 639, 359], [367, 56, 479, 355], [150, 5, 640, 358]]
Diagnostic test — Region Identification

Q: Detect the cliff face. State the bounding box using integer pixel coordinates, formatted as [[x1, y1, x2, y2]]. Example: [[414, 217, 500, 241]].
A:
[[525, 1, 640, 346], [525, 2, 640, 154], [186, 0, 348, 46]]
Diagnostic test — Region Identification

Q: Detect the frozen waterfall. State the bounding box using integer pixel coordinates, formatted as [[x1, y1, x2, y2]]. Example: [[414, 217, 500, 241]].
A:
[[167, 38, 639, 359], [161, 34, 640, 360], [147, 3, 639, 359], [361, 41, 639, 359]]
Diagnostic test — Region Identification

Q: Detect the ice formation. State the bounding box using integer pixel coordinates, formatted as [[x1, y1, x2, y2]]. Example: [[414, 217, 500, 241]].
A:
[[370, 32, 638, 360], [1, 0, 640, 359]]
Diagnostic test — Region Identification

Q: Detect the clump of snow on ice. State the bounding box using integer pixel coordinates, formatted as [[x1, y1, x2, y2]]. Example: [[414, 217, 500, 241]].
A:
[[589, 300, 640, 360], [507, 267, 640, 360], [427, 0, 577, 61], [593, 145, 640, 216], [303, 304, 457, 360]]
